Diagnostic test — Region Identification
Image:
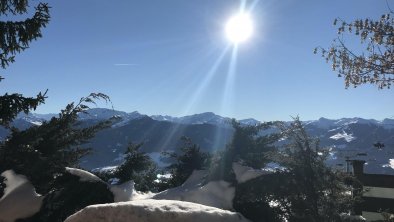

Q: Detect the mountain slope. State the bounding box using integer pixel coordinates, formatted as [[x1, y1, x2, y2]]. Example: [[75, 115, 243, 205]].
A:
[[1, 109, 393, 174], [81, 116, 233, 169]]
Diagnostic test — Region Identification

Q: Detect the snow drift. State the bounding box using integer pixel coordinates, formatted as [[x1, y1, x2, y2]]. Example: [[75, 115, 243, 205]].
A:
[[152, 170, 235, 209], [0, 170, 43, 222], [232, 162, 272, 183]]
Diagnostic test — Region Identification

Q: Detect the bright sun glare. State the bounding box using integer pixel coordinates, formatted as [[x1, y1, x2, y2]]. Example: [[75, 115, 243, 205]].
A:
[[225, 13, 253, 44]]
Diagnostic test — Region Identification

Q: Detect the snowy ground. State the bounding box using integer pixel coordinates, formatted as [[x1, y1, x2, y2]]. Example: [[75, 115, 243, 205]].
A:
[[1, 162, 272, 222]]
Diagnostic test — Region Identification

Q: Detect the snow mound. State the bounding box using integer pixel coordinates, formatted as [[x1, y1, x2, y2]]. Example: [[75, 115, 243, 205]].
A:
[[109, 180, 154, 202], [233, 162, 272, 183], [64, 199, 249, 222], [340, 213, 366, 221], [152, 170, 235, 210], [65, 167, 103, 183], [329, 131, 355, 142], [109, 180, 135, 202], [0, 170, 43, 222], [181, 169, 206, 186]]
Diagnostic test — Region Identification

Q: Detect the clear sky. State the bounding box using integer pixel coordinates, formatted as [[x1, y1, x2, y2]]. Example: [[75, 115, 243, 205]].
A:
[[2, 0, 394, 121]]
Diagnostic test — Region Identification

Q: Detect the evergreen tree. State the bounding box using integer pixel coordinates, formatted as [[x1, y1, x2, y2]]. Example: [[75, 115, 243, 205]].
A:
[[271, 118, 355, 221], [112, 142, 158, 192], [208, 120, 280, 182], [0, 0, 50, 125], [0, 93, 112, 194], [161, 136, 211, 189], [233, 118, 356, 222]]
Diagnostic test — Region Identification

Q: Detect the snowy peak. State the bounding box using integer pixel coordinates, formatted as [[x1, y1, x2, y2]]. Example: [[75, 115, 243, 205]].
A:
[[151, 112, 260, 126], [381, 118, 394, 129], [239, 118, 260, 126], [150, 112, 230, 125], [15, 113, 57, 127], [78, 108, 130, 120], [77, 108, 148, 128], [307, 117, 382, 129], [11, 109, 394, 129], [150, 115, 178, 122], [178, 112, 229, 125]]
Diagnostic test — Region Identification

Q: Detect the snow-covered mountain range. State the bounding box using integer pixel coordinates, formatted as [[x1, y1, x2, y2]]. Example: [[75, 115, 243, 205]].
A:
[[2, 108, 394, 175]]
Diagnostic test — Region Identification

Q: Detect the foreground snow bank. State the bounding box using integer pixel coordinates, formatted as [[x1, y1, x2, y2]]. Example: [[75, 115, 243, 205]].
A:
[[0, 170, 43, 222], [64, 199, 250, 222]]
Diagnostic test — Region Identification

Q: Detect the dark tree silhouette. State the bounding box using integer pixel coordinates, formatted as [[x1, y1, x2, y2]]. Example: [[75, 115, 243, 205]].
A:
[[234, 118, 357, 222], [373, 141, 385, 149], [0, 0, 50, 126], [208, 120, 280, 182], [0, 0, 50, 70], [112, 142, 158, 192], [161, 136, 211, 189], [0, 93, 112, 194], [271, 118, 356, 221], [316, 12, 394, 89]]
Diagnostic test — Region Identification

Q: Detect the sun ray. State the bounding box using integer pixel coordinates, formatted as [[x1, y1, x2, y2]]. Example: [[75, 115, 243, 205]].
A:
[[159, 46, 231, 152], [181, 46, 231, 114], [211, 46, 239, 151], [248, 0, 260, 11], [220, 45, 238, 116]]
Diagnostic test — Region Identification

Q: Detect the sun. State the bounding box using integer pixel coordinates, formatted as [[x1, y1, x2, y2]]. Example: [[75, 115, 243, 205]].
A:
[[225, 13, 253, 44]]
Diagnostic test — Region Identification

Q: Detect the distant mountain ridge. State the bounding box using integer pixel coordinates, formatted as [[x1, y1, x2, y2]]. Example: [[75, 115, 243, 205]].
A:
[[305, 117, 394, 130], [11, 108, 394, 129], [1, 108, 394, 175]]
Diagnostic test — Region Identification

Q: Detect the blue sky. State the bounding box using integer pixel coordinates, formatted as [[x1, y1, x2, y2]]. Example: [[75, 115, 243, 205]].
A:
[[2, 0, 394, 121]]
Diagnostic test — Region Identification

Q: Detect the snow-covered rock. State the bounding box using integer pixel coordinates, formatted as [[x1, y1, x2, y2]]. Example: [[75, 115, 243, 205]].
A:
[[64, 199, 250, 222], [233, 162, 272, 183], [65, 167, 149, 202], [0, 170, 44, 222], [152, 170, 235, 210], [65, 167, 103, 183], [109, 180, 135, 202], [340, 213, 366, 221]]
